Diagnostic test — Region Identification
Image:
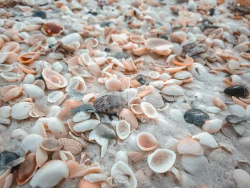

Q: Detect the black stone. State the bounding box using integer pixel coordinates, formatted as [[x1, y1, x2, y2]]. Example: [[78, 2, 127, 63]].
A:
[[0, 150, 20, 171], [181, 42, 207, 58], [225, 115, 247, 125], [159, 35, 168, 40], [184, 109, 209, 127], [209, 8, 215, 16], [224, 85, 249, 98], [136, 74, 148, 85], [32, 10, 46, 19]]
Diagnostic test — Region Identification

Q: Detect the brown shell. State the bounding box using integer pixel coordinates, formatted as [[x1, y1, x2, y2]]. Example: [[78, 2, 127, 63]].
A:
[[59, 138, 82, 156], [16, 153, 38, 185], [42, 23, 63, 36]]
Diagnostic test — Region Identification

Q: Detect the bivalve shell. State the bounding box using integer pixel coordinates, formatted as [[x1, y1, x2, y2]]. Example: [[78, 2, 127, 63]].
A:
[[136, 132, 158, 151], [116, 120, 130, 140], [11, 102, 34, 120]]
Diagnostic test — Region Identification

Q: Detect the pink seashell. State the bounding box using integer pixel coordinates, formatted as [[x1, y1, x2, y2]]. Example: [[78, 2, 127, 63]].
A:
[[3, 86, 23, 102], [42, 68, 68, 90], [140, 102, 159, 119], [66, 76, 87, 93], [59, 138, 82, 156], [78, 178, 101, 188], [17, 64, 36, 74], [1, 42, 20, 53], [130, 104, 144, 115], [116, 120, 130, 140], [0, 168, 12, 188], [119, 108, 138, 129], [105, 78, 121, 91], [136, 132, 158, 151], [177, 137, 204, 155], [32, 102, 50, 117], [18, 51, 40, 64]]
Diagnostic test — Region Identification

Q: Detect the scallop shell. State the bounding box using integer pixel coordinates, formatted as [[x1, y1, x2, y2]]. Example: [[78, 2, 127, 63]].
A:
[[140, 102, 159, 119], [42, 68, 68, 90], [59, 138, 82, 156], [143, 93, 164, 109], [41, 138, 63, 152], [136, 132, 158, 151], [147, 149, 176, 173], [116, 120, 130, 140], [177, 137, 204, 155]]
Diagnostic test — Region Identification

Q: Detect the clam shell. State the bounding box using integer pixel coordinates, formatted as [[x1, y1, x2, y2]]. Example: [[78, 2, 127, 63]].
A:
[[140, 102, 159, 119], [0, 106, 11, 119], [18, 51, 40, 64], [136, 132, 158, 151], [116, 120, 130, 140], [21, 134, 44, 154], [128, 152, 143, 163], [41, 138, 63, 152], [143, 93, 164, 108], [66, 76, 87, 93], [145, 38, 173, 56], [202, 119, 223, 134], [177, 137, 204, 155], [23, 84, 45, 99], [84, 173, 107, 183], [42, 68, 68, 90], [119, 108, 138, 129], [147, 149, 176, 173], [192, 132, 218, 148], [59, 138, 82, 156], [174, 71, 192, 80], [161, 85, 184, 96], [105, 78, 122, 91], [11, 129, 28, 141], [130, 104, 143, 115], [30, 160, 69, 188], [11, 102, 34, 120], [233, 169, 250, 188], [72, 112, 91, 123]]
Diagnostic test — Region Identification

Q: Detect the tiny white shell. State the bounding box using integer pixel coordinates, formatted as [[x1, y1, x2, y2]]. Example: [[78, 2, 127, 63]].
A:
[[116, 120, 130, 140], [72, 112, 91, 123], [149, 71, 160, 79], [11, 129, 28, 140], [84, 173, 107, 183], [233, 169, 250, 188], [114, 151, 128, 164], [174, 71, 192, 80], [0, 106, 11, 119], [206, 107, 221, 114]]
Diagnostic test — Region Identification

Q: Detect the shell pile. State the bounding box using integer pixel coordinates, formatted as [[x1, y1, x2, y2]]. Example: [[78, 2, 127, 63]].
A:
[[1, 0, 250, 187]]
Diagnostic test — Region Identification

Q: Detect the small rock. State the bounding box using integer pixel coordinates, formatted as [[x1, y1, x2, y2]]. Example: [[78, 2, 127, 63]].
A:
[[224, 85, 249, 98], [32, 10, 46, 19], [184, 108, 209, 127]]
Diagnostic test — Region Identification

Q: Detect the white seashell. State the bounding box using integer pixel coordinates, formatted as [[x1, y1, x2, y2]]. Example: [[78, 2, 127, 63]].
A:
[[84, 173, 107, 183], [0, 106, 11, 118], [116, 120, 130, 140], [49, 53, 64, 60], [21, 134, 44, 153], [66, 76, 87, 93], [228, 60, 240, 70], [147, 149, 176, 173], [181, 155, 209, 175], [52, 62, 63, 73], [0, 124, 7, 133], [149, 80, 164, 89], [47, 91, 64, 104], [143, 93, 164, 108], [159, 73, 171, 81], [177, 137, 204, 155], [189, 63, 207, 81], [206, 107, 221, 114], [23, 84, 45, 99], [30, 122, 47, 138], [72, 112, 91, 123], [246, 105, 250, 120], [59, 150, 75, 163], [202, 119, 223, 134], [136, 132, 158, 151], [0, 118, 10, 125], [73, 119, 100, 132], [36, 117, 68, 139], [174, 71, 192, 80], [114, 151, 128, 164], [192, 132, 218, 148], [105, 78, 121, 91], [23, 74, 36, 84], [11, 128, 28, 141], [46, 105, 61, 117], [30, 160, 69, 188], [149, 71, 160, 79], [231, 75, 242, 85], [165, 138, 179, 152], [111, 161, 137, 188], [140, 102, 159, 119], [121, 88, 138, 103], [11, 102, 34, 120], [169, 109, 183, 121], [161, 85, 184, 96], [233, 124, 246, 136], [130, 104, 143, 115], [233, 169, 250, 188], [228, 104, 246, 116]]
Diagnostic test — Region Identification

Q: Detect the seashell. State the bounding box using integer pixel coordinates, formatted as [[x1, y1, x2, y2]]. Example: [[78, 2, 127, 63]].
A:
[[41, 138, 63, 152], [181, 154, 209, 175], [16, 153, 37, 185], [233, 169, 250, 188], [52, 62, 63, 73], [59, 150, 75, 163], [145, 38, 173, 56], [206, 107, 221, 114], [136, 132, 158, 151], [0, 64, 12, 72], [161, 85, 184, 96], [3, 86, 22, 102], [165, 138, 179, 152], [95, 122, 116, 139], [59, 138, 82, 156], [224, 85, 249, 98], [73, 119, 100, 132], [42, 68, 68, 90], [69, 132, 88, 149], [72, 112, 91, 123], [36, 117, 68, 139], [84, 173, 107, 183], [212, 97, 226, 110], [66, 76, 87, 93], [143, 93, 164, 109], [225, 115, 247, 125], [23, 74, 36, 84], [47, 91, 65, 105], [78, 178, 101, 188], [1, 72, 20, 83], [30, 122, 47, 139], [36, 146, 48, 168], [11, 129, 28, 141], [202, 119, 223, 134], [149, 80, 164, 89], [21, 134, 44, 154], [59, 33, 82, 52], [32, 103, 50, 117], [105, 78, 122, 91], [116, 120, 130, 140], [30, 160, 69, 188], [147, 149, 176, 173], [177, 137, 204, 155], [130, 104, 143, 115], [42, 23, 63, 36], [140, 102, 159, 119], [1, 42, 20, 53], [239, 137, 250, 147], [192, 132, 218, 148], [119, 108, 138, 129], [170, 31, 187, 44], [228, 104, 246, 117], [0, 151, 23, 171], [149, 71, 160, 79], [174, 71, 192, 80], [184, 109, 209, 127], [128, 97, 141, 107], [23, 84, 45, 99], [111, 161, 137, 188], [128, 152, 143, 163], [246, 105, 250, 120], [18, 51, 40, 64], [11, 102, 34, 120], [0, 168, 13, 188]]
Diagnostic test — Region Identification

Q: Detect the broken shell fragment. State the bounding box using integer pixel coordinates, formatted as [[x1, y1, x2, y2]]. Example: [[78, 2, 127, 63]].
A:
[[145, 38, 173, 56], [59, 138, 82, 156], [18, 51, 40, 64]]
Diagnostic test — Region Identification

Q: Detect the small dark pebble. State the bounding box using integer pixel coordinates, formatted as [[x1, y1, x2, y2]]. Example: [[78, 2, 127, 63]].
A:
[[88, 11, 98, 16], [224, 85, 249, 98], [184, 108, 209, 127], [225, 115, 247, 125], [100, 22, 111, 27], [32, 10, 46, 19], [159, 35, 168, 40], [37, 75, 44, 80], [104, 48, 111, 52], [209, 8, 215, 16], [0, 150, 20, 171], [136, 74, 148, 85], [114, 52, 128, 60]]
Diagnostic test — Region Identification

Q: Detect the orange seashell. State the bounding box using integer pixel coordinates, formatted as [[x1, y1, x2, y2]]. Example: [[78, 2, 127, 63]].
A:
[[42, 23, 63, 36], [59, 138, 82, 156], [18, 51, 40, 64], [42, 68, 68, 90], [212, 97, 226, 110], [16, 153, 38, 185], [78, 178, 101, 188], [4, 86, 23, 102], [237, 0, 250, 7], [119, 108, 138, 129], [217, 0, 225, 5]]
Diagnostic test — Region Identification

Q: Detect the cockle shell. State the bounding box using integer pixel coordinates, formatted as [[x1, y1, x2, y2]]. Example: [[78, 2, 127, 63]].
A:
[[177, 137, 204, 155], [41, 138, 63, 152], [23, 84, 45, 99], [59, 138, 82, 156], [147, 149, 176, 173], [128, 152, 144, 163], [21, 134, 44, 153], [145, 38, 173, 56], [192, 132, 218, 148], [30, 160, 69, 188], [42, 68, 68, 90], [119, 108, 138, 129], [136, 132, 158, 151], [116, 120, 130, 140], [16, 153, 38, 185], [18, 51, 40, 64], [111, 161, 137, 188], [140, 102, 159, 119], [11, 102, 34, 120]]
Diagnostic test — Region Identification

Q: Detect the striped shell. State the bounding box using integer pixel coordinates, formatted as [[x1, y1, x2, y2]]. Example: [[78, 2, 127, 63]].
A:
[[59, 138, 82, 156]]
